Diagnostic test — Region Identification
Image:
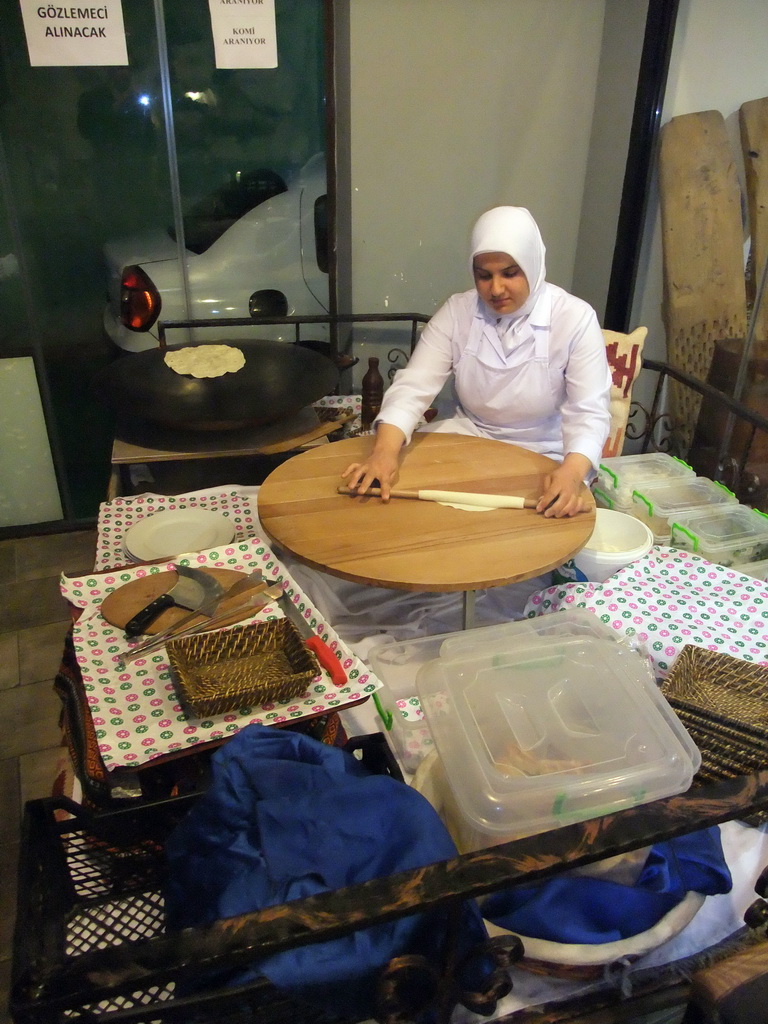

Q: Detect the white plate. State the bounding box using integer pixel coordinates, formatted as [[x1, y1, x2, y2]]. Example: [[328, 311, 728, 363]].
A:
[[124, 509, 235, 562]]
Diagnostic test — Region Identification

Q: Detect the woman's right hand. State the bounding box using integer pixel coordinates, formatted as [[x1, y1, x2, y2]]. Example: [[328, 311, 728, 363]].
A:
[[340, 424, 405, 500]]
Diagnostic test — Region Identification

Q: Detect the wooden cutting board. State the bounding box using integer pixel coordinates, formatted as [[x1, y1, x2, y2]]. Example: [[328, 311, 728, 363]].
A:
[[740, 96, 768, 345], [101, 567, 250, 635], [659, 109, 748, 446], [690, 98, 768, 477], [258, 434, 595, 592]]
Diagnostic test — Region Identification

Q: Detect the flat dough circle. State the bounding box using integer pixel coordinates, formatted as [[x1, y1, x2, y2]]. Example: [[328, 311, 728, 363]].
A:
[[164, 345, 246, 378], [437, 500, 493, 511]]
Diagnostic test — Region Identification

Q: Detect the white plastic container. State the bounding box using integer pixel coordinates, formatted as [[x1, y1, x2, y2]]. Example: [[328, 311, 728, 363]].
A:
[[415, 614, 700, 849], [571, 508, 654, 582], [670, 504, 768, 567], [631, 476, 738, 541], [596, 453, 694, 509]]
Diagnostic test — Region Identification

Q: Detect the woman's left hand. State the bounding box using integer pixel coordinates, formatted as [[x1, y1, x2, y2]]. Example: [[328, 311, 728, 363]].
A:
[[536, 454, 593, 518]]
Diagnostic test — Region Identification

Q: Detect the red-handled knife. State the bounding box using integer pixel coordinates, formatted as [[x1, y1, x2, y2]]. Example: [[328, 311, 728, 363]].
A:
[[276, 586, 347, 687]]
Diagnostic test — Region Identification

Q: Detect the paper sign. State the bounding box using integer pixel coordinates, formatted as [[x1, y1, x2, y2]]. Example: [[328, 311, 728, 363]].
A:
[[19, 0, 128, 66], [208, 0, 278, 69]]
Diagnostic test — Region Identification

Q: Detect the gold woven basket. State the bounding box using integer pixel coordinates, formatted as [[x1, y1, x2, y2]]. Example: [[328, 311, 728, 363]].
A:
[[166, 618, 318, 717], [662, 647, 768, 799]]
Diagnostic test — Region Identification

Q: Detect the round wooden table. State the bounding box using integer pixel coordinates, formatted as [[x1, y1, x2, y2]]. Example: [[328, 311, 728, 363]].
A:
[[258, 434, 595, 624]]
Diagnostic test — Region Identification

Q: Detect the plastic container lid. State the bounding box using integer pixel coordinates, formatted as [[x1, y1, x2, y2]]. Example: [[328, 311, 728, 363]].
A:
[[631, 476, 737, 530], [597, 453, 694, 505], [368, 611, 623, 772], [670, 504, 768, 567], [416, 614, 700, 844]]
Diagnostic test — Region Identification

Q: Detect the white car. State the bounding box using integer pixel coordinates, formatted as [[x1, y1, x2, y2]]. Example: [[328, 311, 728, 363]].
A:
[[103, 153, 329, 352]]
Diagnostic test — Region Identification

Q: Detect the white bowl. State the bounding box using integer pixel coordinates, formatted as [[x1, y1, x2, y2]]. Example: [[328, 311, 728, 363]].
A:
[[412, 749, 704, 978]]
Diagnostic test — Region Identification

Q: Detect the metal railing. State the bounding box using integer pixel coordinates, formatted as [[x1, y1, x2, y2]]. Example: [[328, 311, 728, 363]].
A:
[[157, 312, 430, 367], [156, 318, 768, 508], [631, 358, 768, 509]]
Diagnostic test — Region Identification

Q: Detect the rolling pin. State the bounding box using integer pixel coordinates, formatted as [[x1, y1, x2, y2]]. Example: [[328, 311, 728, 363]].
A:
[[337, 485, 537, 509]]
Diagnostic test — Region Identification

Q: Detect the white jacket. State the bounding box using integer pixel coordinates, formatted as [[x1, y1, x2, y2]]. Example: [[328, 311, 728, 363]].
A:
[[376, 283, 611, 471]]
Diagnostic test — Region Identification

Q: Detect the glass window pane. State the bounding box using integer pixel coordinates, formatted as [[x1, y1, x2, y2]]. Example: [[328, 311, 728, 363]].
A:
[[0, 0, 328, 526]]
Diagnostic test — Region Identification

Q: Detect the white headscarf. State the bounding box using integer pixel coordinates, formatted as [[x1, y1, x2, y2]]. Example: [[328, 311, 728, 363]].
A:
[[469, 207, 547, 350]]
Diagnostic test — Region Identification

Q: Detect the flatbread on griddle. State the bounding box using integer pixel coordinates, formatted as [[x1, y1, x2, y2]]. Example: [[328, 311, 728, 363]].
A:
[[164, 345, 246, 378]]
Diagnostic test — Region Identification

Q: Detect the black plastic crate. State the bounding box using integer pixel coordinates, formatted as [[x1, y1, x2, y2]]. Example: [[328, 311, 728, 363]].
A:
[[14, 736, 768, 1024], [10, 734, 402, 1024]]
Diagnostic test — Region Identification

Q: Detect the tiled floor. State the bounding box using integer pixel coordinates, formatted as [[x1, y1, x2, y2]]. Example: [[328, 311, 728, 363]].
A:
[[0, 528, 97, 1024]]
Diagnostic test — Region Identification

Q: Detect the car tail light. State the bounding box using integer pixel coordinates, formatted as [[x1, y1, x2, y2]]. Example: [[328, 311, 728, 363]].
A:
[[120, 265, 161, 331]]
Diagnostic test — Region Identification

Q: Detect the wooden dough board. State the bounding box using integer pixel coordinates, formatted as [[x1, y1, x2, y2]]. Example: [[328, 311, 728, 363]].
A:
[[258, 434, 595, 592], [740, 97, 768, 345], [659, 109, 747, 445], [100, 568, 255, 635]]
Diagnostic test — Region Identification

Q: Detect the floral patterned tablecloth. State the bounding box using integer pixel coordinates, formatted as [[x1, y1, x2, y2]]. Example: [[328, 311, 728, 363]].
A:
[[524, 546, 768, 680], [62, 534, 381, 771], [94, 487, 261, 572]]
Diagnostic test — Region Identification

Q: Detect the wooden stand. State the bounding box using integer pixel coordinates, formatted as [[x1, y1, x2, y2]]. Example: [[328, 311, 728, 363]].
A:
[[107, 406, 344, 498]]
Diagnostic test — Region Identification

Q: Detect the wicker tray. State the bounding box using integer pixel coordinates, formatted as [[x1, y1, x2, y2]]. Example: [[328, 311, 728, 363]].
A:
[[166, 619, 318, 717], [666, 697, 768, 752], [662, 646, 768, 795], [664, 646, 768, 698], [665, 660, 768, 725]]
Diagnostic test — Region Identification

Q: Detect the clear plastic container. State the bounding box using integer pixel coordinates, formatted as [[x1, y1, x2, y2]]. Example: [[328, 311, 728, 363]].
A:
[[597, 453, 694, 508], [367, 635, 442, 773], [368, 612, 620, 772], [593, 487, 634, 514], [732, 557, 768, 582], [415, 613, 700, 848], [368, 621, 540, 772], [630, 477, 737, 541], [670, 504, 768, 567]]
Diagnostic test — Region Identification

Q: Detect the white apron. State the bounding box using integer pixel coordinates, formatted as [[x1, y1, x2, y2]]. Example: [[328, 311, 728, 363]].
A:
[[423, 307, 565, 461]]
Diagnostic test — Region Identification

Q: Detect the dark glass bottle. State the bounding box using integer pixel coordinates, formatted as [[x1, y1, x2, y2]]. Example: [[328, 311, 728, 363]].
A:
[[360, 356, 384, 431]]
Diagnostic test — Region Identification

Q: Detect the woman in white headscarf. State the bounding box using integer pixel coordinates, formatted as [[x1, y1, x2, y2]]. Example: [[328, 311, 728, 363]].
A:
[[342, 206, 611, 518]]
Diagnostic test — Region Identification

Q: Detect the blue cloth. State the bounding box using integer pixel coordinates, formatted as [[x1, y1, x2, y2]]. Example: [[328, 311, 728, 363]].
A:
[[164, 725, 491, 1018], [481, 827, 732, 944]]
